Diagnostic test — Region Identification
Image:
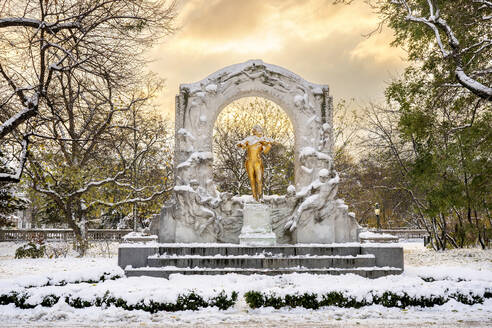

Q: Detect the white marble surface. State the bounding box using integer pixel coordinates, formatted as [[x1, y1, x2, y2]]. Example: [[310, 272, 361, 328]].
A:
[[239, 203, 276, 246], [154, 60, 359, 244]]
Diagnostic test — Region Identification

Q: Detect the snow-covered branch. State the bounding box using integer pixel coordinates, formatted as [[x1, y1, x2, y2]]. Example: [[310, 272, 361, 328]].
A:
[[69, 169, 129, 198], [392, 0, 492, 100], [0, 136, 29, 183], [0, 64, 40, 139], [473, 0, 492, 9], [0, 18, 82, 33], [0, 0, 177, 192], [0, 106, 38, 140], [472, 68, 492, 76], [87, 187, 172, 208], [460, 39, 491, 55]]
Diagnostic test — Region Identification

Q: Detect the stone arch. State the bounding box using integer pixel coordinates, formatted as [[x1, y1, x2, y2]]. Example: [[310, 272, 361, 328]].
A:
[[174, 60, 334, 192], [210, 92, 296, 143]]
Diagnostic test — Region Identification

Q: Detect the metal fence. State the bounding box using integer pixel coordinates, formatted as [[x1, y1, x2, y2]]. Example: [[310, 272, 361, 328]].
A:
[[0, 229, 133, 242]]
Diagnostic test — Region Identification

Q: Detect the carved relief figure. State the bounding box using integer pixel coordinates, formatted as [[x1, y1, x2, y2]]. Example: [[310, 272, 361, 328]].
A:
[[284, 169, 338, 231], [269, 185, 298, 244], [188, 180, 222, 237], [236, 125, 272, 201]]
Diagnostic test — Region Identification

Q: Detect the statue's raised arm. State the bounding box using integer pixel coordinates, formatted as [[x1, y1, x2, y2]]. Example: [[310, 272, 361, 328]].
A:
[[236, 139, 248, 149], [260, 139, 272, 155]]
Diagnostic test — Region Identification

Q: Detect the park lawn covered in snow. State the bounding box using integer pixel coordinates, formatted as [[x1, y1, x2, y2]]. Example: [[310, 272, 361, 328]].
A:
[[0, 241, 491, 327]]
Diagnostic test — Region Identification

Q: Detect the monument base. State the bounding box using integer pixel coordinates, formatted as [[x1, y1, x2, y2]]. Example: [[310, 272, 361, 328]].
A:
[[239, 232, 277, 246], [119, 243, 404, 279], [239, 202, 277, 246]]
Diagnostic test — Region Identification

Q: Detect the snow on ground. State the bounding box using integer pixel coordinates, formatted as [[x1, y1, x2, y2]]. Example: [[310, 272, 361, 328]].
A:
[[1, 299, 491, 328], [0, 240, 491, 327], [0, 241, 118, 279], [359, 231, 397, 239], [403, 240, 492, 269]]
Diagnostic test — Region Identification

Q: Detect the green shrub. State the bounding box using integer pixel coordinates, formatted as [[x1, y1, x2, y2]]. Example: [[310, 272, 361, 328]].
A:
[[15, 242, 45, 259], [209, 291, 238, 310], [244, 291, 265, 309], [320, 291, 366, 308], [244, 289, 489, 310], [0, 290, 238, 313], [66, 296, 92, 308], [40, 295, 60, 307], [286, 293, 320, 309]]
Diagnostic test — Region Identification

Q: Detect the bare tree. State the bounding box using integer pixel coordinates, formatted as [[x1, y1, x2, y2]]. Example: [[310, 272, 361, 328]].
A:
[[360, 104, 443, 247], [0, 0, 176, 182], [99, 98, 174, 230], [26, 78, 174, 255], [0, 0, 176, 255]]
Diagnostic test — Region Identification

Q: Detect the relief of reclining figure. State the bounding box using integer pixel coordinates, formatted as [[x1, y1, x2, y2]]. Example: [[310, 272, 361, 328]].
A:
[[284, 169, 339, 232]]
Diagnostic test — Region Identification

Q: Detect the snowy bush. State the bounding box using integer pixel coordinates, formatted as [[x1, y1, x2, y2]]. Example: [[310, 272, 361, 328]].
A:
[[244, 289, 492, 310], [0, 290, 238, 312], [44, 242, 71, 258], [0, 267, 123, 290], [14, 242, 45, 259]]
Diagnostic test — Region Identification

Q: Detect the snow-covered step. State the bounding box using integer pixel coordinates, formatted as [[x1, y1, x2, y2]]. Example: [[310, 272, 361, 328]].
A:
[[125, 266, 402, 279], [157, 245, 362, 257], [118, 244, 404, 278], [147, 254, 376, 269]]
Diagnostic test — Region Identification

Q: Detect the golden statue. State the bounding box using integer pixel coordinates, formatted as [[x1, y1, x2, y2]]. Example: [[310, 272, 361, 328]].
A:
[[237, 125, 272, 201]]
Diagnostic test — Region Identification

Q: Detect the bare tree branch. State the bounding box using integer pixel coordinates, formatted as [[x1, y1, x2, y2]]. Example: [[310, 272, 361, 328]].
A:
[[0, 18, 81, 33]]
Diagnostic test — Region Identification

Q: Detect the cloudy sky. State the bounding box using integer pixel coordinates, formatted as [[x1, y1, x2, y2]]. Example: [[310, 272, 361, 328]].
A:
[[147, 0, 408, 119]]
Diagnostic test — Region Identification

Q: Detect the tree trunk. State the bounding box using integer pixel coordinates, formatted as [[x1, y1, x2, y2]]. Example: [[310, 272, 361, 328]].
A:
[[63, 204, 89, 257], [440, 213, 447, 250], [474, 210, 486, 250]]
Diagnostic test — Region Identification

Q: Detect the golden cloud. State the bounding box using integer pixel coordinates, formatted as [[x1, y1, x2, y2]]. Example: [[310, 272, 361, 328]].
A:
[[148, 0, 408, 117]]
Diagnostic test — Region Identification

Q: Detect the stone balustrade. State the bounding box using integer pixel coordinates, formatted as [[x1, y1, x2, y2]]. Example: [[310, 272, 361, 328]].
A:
[[0, 229, 133, 242], [368, 229, 430, 239]]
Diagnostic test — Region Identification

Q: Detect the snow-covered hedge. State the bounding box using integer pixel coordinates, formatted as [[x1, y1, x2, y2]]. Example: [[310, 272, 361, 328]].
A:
[[0, 266, 123, 290], [244, 289, 492, 310], [2, 286, 489, 313], [0, 270, 238, 312], [15, 243, 45, 259], [0, 290, 238, 312], [1, 265, 491, 313], [242, 270, 492, 310]]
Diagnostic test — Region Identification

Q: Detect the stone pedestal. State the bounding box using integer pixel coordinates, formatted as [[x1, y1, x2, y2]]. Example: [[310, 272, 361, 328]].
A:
[[239, 203, 276, 246]]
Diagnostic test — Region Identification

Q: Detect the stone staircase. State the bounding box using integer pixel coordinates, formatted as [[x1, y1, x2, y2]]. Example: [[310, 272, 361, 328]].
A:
[[120, 244, 403, 279]]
